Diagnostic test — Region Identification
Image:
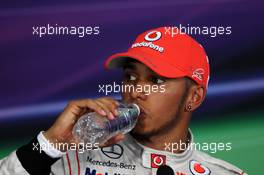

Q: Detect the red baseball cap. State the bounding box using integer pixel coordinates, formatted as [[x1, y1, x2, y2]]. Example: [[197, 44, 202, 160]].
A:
[[105, 27, 210, 89]]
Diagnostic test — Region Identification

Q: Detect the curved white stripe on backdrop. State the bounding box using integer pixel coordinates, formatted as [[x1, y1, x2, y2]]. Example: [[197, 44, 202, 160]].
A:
[[0, 78, 264, 119]]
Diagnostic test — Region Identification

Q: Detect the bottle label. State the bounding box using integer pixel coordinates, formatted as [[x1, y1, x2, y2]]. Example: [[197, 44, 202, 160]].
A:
[[107, 105, 139, 134], [107, 116, 131, 133]]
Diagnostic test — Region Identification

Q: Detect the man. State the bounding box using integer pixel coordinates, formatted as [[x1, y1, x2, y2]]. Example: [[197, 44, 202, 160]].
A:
[[0, 27, 246, 175]]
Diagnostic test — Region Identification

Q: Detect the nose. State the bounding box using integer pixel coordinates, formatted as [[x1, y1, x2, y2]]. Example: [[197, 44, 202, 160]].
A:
[[130, 81, 148, 101]]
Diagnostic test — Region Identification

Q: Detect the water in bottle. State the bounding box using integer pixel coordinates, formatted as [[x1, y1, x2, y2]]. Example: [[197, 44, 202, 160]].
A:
[[72, 102, 140, 145]]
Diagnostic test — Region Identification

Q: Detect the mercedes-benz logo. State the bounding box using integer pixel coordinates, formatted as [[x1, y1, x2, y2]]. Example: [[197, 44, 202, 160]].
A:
[[101, 144, 124, 159]]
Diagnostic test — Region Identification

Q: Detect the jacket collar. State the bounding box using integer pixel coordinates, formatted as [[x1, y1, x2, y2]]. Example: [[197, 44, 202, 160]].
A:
[[125, 129, 194, 169]]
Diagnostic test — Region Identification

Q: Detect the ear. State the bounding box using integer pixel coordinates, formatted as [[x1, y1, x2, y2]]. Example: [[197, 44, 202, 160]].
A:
[[185, 85, 206, 112]]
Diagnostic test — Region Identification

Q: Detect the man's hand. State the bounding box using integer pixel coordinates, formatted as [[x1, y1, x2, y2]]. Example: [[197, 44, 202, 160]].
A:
[[43, 97, 124, 151]]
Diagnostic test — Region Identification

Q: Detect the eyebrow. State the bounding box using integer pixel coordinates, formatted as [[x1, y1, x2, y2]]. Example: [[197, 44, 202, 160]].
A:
[[123, 62, 166, 80], [123, 62, 137, 70]]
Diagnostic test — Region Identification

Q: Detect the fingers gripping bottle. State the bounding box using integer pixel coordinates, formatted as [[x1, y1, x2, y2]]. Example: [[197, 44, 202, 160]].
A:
[[72, 102, 140, 145]]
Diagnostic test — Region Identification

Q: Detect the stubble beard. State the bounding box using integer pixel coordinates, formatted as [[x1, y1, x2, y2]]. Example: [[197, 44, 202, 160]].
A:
[[130, 89, 188, 142]]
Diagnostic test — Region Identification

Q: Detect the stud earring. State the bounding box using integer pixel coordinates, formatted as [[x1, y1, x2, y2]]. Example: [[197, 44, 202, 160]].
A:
[[187, 104, 192, 111]]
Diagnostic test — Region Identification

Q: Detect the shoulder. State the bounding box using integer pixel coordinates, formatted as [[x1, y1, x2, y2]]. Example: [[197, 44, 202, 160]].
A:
[[192, 150, 247, 175]]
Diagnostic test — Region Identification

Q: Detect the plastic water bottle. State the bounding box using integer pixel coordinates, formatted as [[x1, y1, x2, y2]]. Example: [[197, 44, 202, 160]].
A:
[[72, 102, 140, 145]]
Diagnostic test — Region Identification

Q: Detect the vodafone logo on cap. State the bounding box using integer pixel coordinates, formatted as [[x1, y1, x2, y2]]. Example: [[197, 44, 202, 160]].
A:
[[131, 30, 164, 53], [189, 160, 211, 175], [144, 31, 162, 42]]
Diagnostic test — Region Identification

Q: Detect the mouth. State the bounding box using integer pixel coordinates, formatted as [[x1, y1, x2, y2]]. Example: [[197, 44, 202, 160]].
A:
[[138, 112, 146, 120], [125, 100, 148, 120], [138, 106, 147, 120]]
